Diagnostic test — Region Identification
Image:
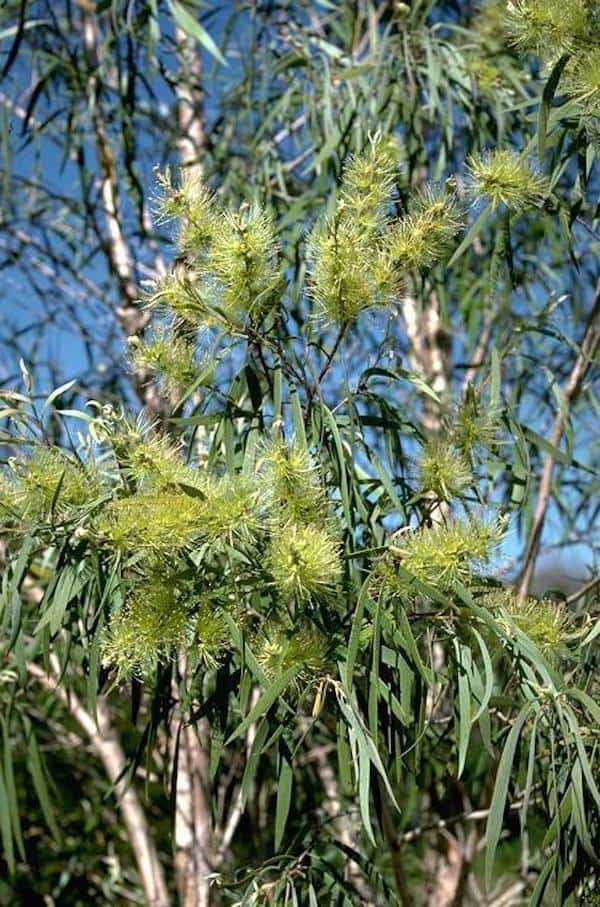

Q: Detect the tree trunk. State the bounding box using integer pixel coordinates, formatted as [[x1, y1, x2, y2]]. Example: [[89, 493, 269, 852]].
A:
[[28, 658, 170, 907]]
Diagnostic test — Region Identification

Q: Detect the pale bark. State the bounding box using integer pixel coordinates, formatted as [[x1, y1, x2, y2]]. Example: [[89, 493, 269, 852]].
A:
[[165, 28, 218, 903], [172, 705, 214, 907], [28, 657, 170, 907], [175, 28, 205, 172], [80, 4, 170, 419]]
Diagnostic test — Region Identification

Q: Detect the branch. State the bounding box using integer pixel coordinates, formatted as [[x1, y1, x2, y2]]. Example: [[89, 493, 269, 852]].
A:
[[27, 657, 169, 907], [215, 687, 259, 865], [461, 307, 494, 391], [517, 287, 600, 601], [80, 6, 170, 419], [175, 28, 205, 171], [171, 654, 215, 907], [566, 574, 600, 606]]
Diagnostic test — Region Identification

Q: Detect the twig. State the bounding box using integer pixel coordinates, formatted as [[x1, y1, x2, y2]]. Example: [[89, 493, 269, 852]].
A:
[[400, 788, 542, 843], [517, 287, 600, 602], [566, 574, 600, 605]]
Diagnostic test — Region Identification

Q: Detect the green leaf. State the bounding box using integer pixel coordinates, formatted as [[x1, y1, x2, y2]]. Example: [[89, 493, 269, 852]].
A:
[[240, 719, 269, 809], [447, 203, 491, 267], [485, 703, 532, 886], [26, 728, 61, 843], [454, 640, 472, 779], [42, 379, 77, 412], [5, 535, 35, 651], [471, 628, 494, 724], [0, 761, 15, 874], [226, 666, 299, 744], [1, 719, 24, 861], [167, 0, 227, 65], [357, 734, 375, 845], [563, 705, 600, 811], [538, 55, 570, 156], [274, 752, 293, 850], [346, 578, 371, 686]]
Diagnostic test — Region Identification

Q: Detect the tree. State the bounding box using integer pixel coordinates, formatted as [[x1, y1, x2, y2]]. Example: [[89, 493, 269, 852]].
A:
[[0, 1, 599, 905]]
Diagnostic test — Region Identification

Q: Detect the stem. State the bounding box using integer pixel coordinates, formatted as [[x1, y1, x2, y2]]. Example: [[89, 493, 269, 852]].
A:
[[517, 286, 600, 602]]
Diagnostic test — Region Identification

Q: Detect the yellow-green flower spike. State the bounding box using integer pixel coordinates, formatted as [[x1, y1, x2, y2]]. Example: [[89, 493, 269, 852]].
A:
[[262, 438, 329, 526], [381, 517, 505, 595], [192, 600, 233, 668], [417, 440, 472, 502], [505, 0, 593, 58], [307, 217, 397, 325], [100, 493, 204, 554], [269, 522, 342, 601], [564, 47, 600, 114], [340, 132, 402, 235], [488, 592, 568, 654], [153, 166, 219, 255], [306, 137, 403, 326], [388, 187, 463, 271], [129, 332, 200, 397], [144, 265, 213, 327], [10, 449, 102, 521], [255, 619, 329, 684], [101, 578, 191, 678], [450, 387, 500, 455], [198, 475, 261, 543], [467, 149, 549, 212], [207, 205, 282, 321]]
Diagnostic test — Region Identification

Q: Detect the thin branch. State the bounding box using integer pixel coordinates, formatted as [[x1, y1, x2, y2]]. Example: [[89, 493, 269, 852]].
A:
[[566, 574, 600, 606], [462, 307, 494, 391], [517, 287, 600, 601]]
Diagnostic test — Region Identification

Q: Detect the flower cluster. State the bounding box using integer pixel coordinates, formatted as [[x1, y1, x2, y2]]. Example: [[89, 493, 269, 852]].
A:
[[388, 188, 463, 271], [192, 597, 235, 668], [153, 165, 218, 253], [209, 206, 282, 322], [449, 387, 500, 457], [339, 133, 401, 236], [149, 169, 282, 331], [4, 449, 101, 523], [100, 492, 204, 554], [485, 591, 568, 654], [101, 577, 191, 678], [262, 438, 329, 526], [505, 0, 593, 57], [199, 475, 261, 544], [417, 440, 472, 503], [130, 331, 202, 398], [255, 619, 329, 685], [379, 517, 505, 596], [467, 150, 549, 212], [261, 437, 341, 603], [307, 211, 397, 326], [307, 136, 464, 325], [269, 522, 341, 602], [505, 0, 600, 116], [563, 46, 600, 114]]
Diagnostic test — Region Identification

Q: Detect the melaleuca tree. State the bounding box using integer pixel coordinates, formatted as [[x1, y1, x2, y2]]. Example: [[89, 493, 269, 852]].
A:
[[0, 2, 599, 907]]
